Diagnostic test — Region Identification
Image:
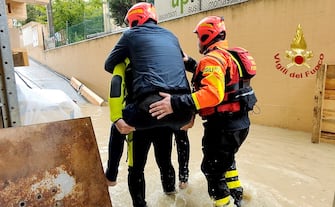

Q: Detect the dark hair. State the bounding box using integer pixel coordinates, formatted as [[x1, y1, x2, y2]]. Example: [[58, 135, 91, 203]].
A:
[[130, 19, 156, 28], [131, 20, 139, 27]]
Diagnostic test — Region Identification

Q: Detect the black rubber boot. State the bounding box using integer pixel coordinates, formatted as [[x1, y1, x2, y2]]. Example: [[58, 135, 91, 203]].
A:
[[230, 187, 243, 207]]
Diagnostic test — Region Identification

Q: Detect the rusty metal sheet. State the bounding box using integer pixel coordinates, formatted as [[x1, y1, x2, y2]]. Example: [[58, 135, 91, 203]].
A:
[[0, 117, 112, 207]]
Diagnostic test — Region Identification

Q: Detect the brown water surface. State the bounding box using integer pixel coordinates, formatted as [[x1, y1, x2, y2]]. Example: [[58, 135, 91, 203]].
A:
[[79, 103, 335, 207]]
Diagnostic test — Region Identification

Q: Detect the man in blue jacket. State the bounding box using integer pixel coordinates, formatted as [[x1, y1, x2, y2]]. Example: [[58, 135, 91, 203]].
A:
[[104, 2, 193, 134], [106, 59, 190, 190], [104, 3, 193, 206]]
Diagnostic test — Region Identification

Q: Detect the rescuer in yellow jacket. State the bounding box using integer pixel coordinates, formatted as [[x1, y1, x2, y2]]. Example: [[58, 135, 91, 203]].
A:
[[105, 59, 129, 186], [149, 16, 256, 207]]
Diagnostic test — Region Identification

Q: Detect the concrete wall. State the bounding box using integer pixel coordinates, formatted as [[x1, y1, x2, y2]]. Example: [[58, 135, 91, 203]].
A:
[[26, 0, 335, 132]]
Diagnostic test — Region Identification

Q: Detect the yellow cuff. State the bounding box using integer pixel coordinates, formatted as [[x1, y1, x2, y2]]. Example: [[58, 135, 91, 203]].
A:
[[214, 196, 230, 206]]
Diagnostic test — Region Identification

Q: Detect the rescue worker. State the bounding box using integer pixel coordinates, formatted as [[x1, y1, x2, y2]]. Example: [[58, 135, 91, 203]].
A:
[[104, 2, 193, 133], [105, 59, 176, 207], [105, 59, 190, 190], [105, 60, 128, 186], [149, 16, 256, 207]]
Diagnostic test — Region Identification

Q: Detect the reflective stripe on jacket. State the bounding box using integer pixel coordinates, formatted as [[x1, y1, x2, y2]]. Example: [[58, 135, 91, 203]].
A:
[[191, 40, 241, 117]]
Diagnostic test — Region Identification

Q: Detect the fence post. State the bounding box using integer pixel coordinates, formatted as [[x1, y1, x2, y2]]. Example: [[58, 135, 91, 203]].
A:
[[0, 0, 21, 128]]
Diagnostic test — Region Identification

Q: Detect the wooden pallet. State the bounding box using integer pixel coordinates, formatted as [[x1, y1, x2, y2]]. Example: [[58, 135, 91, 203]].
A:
[[312, 65, 335, 144]]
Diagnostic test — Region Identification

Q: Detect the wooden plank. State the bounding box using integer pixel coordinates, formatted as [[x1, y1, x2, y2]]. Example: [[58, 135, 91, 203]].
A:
[[320, 137, 335, 145], [320, 132, 335, 145], [70, 76, 82, 91], [323, 99, 335, 110], [321, 119, 335, 134], [12, 48, 29, 66], [0, 117, 112, 207], [326, 65, 335, 78], [324, 89, 335, 100], [70, 77, 105, 106], [80, 85, 105, 106], [312, 64, 326, 143], [325, 79, 335, 90], [322, 100, 335, 120], [322, 109, 335, 120]]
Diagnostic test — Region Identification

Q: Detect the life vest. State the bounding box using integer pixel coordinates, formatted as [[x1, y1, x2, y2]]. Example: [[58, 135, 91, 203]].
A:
[[198, 47, 255, 117]]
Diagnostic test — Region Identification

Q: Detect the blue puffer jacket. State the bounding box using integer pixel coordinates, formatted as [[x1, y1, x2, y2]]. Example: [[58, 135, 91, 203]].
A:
[[104, 21, 191, 100]]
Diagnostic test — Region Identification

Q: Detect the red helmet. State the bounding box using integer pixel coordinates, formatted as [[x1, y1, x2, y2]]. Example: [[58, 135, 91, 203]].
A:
[[125, 2, 158, 28], [193, 16, 226, 46]]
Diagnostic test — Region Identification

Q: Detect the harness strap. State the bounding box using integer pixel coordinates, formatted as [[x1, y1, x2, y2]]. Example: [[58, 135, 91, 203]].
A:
[[200, 49, 253, 117], [226, 79, 250, 93]]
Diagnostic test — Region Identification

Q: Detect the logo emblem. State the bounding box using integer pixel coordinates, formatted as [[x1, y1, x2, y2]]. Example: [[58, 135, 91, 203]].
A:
[[285, 24, 313, 68], [274, 24, 324, 79]]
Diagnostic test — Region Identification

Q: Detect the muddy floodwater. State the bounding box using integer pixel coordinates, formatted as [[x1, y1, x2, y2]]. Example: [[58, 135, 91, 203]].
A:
[[79, 103, 335, 207]]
